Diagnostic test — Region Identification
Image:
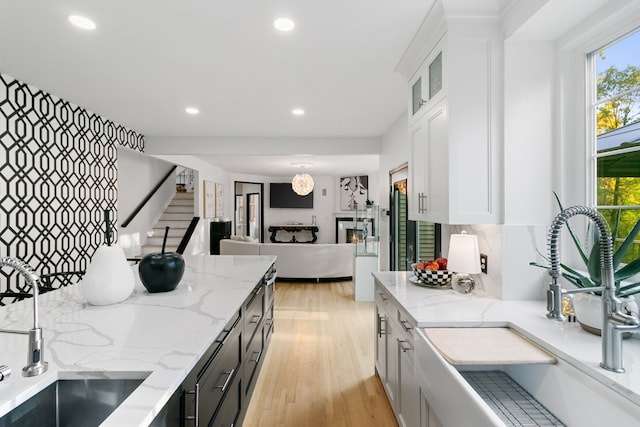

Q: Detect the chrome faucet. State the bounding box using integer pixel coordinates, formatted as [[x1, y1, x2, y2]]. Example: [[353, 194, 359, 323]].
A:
[[0, 257, 48, 377], [546, 206, 640, 373]]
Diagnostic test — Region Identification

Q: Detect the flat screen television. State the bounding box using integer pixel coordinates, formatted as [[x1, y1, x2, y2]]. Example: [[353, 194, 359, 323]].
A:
[[269, 183, 313, 209]]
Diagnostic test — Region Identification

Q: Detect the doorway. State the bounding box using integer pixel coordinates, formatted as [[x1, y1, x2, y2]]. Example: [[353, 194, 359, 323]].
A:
[[234, 181, 264, 242], [389, 165, 441, 270]]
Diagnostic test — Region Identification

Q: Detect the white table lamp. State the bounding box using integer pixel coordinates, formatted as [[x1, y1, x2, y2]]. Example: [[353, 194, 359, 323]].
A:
[[447, 231, 481, 294]]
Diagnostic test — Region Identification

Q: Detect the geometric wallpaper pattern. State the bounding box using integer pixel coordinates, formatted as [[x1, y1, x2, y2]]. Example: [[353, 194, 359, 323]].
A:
[[0, 73, 144, 305]]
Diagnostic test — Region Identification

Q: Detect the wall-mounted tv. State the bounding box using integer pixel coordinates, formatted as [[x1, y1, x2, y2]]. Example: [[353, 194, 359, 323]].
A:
[[269, 183, 313, 209]]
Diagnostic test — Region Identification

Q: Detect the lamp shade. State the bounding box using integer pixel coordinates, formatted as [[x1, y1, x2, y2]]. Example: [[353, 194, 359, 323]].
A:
[[447, 231, 481, 274], [291, 173, 314, 196]]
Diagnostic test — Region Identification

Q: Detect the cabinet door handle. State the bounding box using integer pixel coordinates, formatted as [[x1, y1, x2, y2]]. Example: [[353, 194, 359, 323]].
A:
[[418, 193, 428, 214], [251, 349, 263, 364], [400, 319, 413, 333], [249, 314, 261, 324], [184, 383, 200, 426], [399, 340, 412, 353], [378, 292, 388, 301], [216, 368, 236, 393]]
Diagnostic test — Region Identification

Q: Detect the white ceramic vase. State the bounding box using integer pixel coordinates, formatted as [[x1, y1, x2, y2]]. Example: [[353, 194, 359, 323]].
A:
[[573, 292, 639, 337], [80, 244, 134, 306]]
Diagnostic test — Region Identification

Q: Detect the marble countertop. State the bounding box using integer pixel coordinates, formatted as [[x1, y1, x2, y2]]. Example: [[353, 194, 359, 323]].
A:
[[0, 255, 276, 426], [373, 271, 640, 407]]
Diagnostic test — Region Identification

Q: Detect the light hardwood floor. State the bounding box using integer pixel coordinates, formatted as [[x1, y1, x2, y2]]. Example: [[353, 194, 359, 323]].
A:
[[242, 281, 398, 427]]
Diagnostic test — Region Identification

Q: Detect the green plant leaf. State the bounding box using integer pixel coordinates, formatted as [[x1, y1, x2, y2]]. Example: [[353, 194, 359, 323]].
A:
[[614, 257, 640, 282], [529, 261, 550, 269], [587, 240, 602, 285], [613, 217, 640, 269], [618, 281, 640, 298], [553, 191, 590, 265]]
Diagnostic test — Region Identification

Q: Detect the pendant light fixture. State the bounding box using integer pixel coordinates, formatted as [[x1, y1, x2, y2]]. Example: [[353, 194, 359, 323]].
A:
[[291, 163, 314, 196]]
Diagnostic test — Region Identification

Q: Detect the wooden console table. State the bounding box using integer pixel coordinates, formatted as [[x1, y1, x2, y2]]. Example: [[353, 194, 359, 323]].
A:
[[268, 224, 319, 243]]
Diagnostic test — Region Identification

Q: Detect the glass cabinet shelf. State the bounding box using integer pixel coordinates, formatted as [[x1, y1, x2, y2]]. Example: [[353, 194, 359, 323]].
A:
[[353, 205, 379, 257]]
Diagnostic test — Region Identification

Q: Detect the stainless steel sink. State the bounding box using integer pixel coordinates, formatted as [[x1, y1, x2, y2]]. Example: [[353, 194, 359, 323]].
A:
[[0, 377, 145, 427]]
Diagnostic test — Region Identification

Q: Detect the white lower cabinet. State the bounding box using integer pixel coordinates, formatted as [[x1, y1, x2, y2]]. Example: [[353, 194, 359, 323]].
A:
[[420, 388, 444, 427], [374, 282, 420, 427]]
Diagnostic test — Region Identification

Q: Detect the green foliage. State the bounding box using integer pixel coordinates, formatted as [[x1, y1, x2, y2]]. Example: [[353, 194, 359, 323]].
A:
[[530, 193, 640, 297], [596, 65, 640, 134]]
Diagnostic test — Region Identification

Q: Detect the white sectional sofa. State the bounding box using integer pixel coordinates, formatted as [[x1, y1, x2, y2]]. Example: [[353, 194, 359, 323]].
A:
[[220, 238, 354, 280]]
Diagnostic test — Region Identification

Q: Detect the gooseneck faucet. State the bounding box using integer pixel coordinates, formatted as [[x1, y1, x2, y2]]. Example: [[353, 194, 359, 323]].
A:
[[0, 257, 48, 377], [547, 206, 640, 373]]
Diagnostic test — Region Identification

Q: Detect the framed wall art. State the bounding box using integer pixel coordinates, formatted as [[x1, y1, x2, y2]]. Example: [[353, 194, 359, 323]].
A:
[[339, 176, 368, 210], [215, 182, 224, 218], [203, 180, 215, 218]]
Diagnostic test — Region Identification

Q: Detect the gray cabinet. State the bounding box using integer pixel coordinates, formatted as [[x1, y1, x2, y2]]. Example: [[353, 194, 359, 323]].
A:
[[374, 281, 420, 427]]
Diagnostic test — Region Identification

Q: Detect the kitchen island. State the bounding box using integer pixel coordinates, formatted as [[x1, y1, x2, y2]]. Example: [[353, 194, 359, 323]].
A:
[[0, 255, 276, 427], [373, 271, 640, 426]]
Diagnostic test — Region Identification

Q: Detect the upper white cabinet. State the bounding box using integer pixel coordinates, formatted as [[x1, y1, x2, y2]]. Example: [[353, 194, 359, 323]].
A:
[[408, 44, 445, 124], [399, 3, 503, 225]]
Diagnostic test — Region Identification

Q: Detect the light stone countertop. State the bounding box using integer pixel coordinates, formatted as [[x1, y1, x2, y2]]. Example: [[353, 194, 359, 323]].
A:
[[372, 271, 640, 407], [0, 255, 276, 427]]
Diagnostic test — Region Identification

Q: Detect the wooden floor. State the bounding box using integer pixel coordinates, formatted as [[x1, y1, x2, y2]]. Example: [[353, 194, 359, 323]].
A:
[[242, 281, 398, 427]]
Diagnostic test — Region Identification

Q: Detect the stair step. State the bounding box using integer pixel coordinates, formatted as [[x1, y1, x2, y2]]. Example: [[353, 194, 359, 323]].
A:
[[165, 205, 194, 213], [170, 199, 195, 207], [152, 227, 187, 237], [160, 213, 193, 221], [173, 192, 194, 200], [155, 219, 192, 229]]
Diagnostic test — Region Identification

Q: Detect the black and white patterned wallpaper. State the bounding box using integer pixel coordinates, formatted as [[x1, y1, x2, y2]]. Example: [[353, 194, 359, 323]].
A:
[[0, 73, 144, 304]]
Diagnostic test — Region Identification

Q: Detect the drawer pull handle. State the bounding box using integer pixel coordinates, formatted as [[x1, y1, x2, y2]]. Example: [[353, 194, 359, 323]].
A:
[[399, 340, 412, 353], [251, 349, 263, 364], [249, 314, 261, 324], [184, 383, 199, 426], [400, 319, 413, 332], [216, 368, 236, 393]]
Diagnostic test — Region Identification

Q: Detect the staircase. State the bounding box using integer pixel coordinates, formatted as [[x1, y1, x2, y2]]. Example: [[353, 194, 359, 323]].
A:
[[141, 192, 195, 255]]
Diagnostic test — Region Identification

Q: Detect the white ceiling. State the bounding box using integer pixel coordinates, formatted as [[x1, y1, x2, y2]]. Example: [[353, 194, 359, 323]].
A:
[[0, 1, 432, 176]]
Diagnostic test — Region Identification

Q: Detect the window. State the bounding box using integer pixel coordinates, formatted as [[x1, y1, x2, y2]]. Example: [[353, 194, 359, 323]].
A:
[[591, 30, 640, 261]]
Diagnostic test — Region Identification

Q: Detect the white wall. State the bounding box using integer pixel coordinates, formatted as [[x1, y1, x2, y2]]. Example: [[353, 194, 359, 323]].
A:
[[260, 174, 379, 245], [378, 112, 410, 271], [117, 148, 176, 257]]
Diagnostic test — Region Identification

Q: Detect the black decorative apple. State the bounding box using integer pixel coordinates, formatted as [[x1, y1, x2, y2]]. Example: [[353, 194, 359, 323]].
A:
[[138, 226, 185, 293]]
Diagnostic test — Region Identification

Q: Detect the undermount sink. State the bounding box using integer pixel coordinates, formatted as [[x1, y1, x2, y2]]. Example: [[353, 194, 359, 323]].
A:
[[417, 327, 640, 426], [0, 374, 148, 427]]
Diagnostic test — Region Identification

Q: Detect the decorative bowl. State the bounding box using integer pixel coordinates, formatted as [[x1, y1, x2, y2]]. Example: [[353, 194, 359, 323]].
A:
[[411, 264, 454, 287]]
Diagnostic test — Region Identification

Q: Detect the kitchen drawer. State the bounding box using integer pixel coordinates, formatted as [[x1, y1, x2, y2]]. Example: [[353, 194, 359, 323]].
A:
[[210, 363, 242, 427], [243, 283, 264, 351], [395, 305, 416, 341], [195, 328, 242, 426], [264, 303, 274, 342], [375, 283, 392, 311], [244, 325, 264, 396]]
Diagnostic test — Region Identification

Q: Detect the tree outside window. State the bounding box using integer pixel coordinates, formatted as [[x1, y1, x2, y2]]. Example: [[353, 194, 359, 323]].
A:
[[593, 30, 640, 262]]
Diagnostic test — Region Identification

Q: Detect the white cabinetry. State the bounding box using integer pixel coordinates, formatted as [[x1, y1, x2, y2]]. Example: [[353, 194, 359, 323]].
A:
[[401, 19, 502, 224], [374, 282, 420, 427], [420, 389, 444, 427], [408, 100, 447, 222]]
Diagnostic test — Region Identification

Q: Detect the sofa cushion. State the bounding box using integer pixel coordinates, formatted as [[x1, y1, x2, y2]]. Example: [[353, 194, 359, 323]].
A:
[[220, 239, 354, 279]]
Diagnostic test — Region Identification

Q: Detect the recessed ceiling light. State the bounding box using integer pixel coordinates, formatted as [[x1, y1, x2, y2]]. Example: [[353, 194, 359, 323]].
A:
[[292, 108, 305, 116], [67, 14, 96, 30], [185, 107, 199, 115], [274, 17, 295, 32]]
